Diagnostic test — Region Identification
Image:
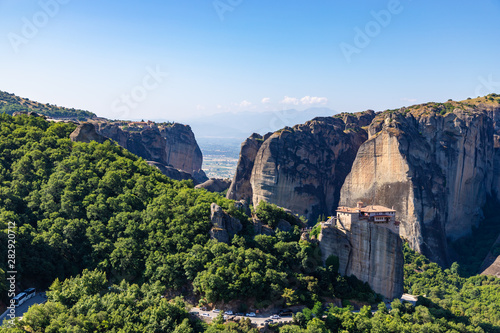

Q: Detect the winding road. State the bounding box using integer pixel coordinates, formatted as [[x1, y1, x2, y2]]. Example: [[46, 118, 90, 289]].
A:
[[190, 307, 294, 326], [0, 294, 47, 326]]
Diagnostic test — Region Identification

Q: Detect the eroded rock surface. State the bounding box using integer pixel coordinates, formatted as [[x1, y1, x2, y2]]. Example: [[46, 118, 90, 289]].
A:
[[229, 112, 375, 221], [340, 106, 495, 265], [319, 220, 404, 300], [94, 121, 208, 183], [70, 123, 106, 144], [195, 178, 232, 193], [209, 203, 242, 243]]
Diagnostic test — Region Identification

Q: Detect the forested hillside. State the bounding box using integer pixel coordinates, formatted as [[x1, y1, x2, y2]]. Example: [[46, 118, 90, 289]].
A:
[[0, 91, 95, 120], [1, 114, 500, 332], [0, 114, 377, 331]]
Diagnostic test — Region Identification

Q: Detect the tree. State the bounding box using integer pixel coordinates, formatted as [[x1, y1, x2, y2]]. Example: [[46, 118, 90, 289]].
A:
[[282, 288, 299, 307]]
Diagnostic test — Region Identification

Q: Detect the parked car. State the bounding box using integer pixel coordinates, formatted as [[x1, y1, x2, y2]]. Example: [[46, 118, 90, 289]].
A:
[[201, 313, 210, 317], [201, 307, 208, 311], [246, 312, 256, 317], [225, 310, 233, 315], [265, 319, 273, 323], [271, 315, 281, 319], [235, 313, 244, 316], [212, 309, 221, 313]]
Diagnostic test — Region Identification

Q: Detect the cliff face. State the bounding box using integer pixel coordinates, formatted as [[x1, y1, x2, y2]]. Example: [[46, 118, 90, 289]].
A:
[[70, 123, 106, 144], [480, 233, 500, 278], [319, 220, 404, 300], [486, 104, 500, 201], [209, 203, 242, 243], [195, 178, 232, 193], [228, 112, 375, 221], [340, 104, 496, 265], [95, 122, 207, 183], [229, 96, 500, 266], [147, 161, 194, 182], [226, 133, 267, 201], [160, 124, 207, 183], [494, 135, 500, 201]]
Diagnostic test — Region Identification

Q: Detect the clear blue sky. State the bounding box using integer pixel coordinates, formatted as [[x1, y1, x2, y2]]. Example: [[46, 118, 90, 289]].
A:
[[0, 0, 499, 122]]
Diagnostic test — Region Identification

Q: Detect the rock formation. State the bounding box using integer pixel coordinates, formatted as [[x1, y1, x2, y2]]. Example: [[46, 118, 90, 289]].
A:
[[227, 133, 268, 201], [229, 96, 500, 266], [339, 103, 496, 266], [13, 111, 44, 118], [70, 121, 208, 183], [195, 178, 232, 193], [147, 161, 194, 182], [480, 233, 500, 278], [319, 218, 404, 300], [70, 123, 106, 144], [209, 203, 242, 243], [94, 121, 208, 183], [228, 111, 376, 221]]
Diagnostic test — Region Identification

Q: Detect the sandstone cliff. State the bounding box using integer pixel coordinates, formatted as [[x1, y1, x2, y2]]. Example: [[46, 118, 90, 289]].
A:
[[94, 121, 208, 183], [209, 203, 242, 243], [70, 123, 106, 144], [227, 133, 268, 201], [195, 178, 232, 193], [340, 99, 498, 265], [147, 161, 194, 182], [479, 233, 500, 278], [319, 220, 404, 300], [228, 112, 375, 221], [229, 96, 500, 266]]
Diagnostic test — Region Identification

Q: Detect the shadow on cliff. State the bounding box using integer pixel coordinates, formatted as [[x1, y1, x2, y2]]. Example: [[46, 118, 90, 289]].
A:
[[449, 195, 500, 277]]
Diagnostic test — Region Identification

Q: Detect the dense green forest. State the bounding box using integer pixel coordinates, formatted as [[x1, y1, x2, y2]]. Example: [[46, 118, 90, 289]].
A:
[[0, 113, 377, 331], [0, 91, 95, 120], [1, 113, 500, 332]]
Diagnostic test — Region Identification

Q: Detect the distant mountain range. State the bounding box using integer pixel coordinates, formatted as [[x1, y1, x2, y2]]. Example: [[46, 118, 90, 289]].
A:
[[175, 107, 340, 139]]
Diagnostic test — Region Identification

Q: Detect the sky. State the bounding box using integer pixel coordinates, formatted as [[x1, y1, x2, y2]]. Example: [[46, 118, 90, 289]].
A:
[[0, 0, 499, 122]]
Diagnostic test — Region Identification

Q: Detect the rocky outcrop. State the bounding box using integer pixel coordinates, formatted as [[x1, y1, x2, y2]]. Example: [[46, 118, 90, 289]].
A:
[[147, 161, 194, 182], [480, 234, 500, 278], [493, 135, 500, 201], [209, 203, 242, 243], [229, 96, 500, 267], [227, 133, 268, 201], [319, 221, 404, 300], [228, 112, 375, 221], [318, 227, 351, 274], [340, 104, 496, 266], [94, 122, 208, 183], [195, 178, 232, 193], [276, 219, 292, 232], [13, 111, 43, 118], [70, 123, 106, 144], [160, 124, 207, 183], [252, 217, 275, 236]]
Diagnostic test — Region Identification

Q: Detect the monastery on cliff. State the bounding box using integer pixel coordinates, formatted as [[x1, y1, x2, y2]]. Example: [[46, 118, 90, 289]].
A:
[[324, 201, 400, 234]]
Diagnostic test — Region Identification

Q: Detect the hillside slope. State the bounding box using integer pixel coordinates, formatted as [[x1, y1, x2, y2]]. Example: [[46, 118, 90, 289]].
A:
[[0, 90, 95, 120]]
